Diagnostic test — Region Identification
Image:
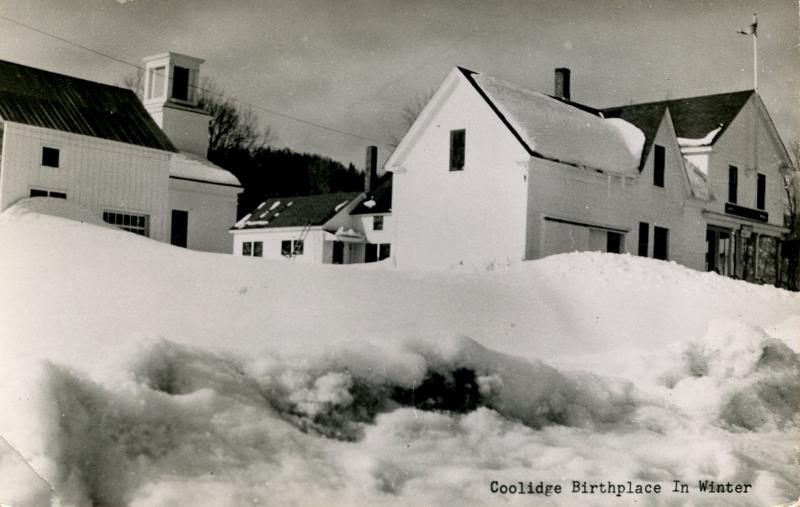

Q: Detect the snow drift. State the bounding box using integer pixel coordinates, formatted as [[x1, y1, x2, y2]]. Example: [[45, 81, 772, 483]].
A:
[[0, 200, 798, 506]]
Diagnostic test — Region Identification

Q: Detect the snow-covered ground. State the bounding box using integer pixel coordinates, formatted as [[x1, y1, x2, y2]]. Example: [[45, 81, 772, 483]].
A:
[[0, 199, 798, 507]]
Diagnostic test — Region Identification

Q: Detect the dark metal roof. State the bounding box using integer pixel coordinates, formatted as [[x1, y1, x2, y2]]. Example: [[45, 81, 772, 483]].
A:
[[234, 192, 361, 230], [0, 59, 177, 152], [602, 90, 754, 167], [351, 173, 392, 215]]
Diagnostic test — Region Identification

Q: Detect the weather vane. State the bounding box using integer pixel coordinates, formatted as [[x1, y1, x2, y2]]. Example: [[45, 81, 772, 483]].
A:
[[737, 13, 758, 91]]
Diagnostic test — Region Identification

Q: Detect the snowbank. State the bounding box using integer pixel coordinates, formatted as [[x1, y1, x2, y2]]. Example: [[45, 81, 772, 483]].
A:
[[0, 205, 798, 506]]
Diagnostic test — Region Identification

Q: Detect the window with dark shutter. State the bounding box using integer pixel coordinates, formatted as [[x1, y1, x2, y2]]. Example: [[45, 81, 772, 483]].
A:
[[172, 66, 190, 101], [728, 166, 738, 203], [756, 173, 766, 210], [653, 145, 665, 187], [654, 226, 669, 261], [450, 129, 465, 171], [42, 147, 60, 168], [638, 222, 649, 257]]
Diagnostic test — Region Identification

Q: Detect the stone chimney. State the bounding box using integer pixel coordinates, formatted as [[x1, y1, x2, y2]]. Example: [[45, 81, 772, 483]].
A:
[[554, 68, 571, 101], [142, 52, 212, 157], [365, 145, 378, 193]]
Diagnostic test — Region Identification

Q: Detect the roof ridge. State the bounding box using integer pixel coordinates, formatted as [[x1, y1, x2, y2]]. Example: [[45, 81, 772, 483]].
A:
[[0, 58, 136, 93], [603, 89, 754, 111]]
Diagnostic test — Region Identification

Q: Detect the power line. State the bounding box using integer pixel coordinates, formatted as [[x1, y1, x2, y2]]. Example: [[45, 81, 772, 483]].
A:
[[0, 13, 397, 148]]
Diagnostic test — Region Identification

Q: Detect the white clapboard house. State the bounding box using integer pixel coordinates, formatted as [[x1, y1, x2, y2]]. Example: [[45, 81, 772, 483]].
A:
[[385, 67, 791, 283], [231, 146, 393, 264], [0, 53, 241, 253]]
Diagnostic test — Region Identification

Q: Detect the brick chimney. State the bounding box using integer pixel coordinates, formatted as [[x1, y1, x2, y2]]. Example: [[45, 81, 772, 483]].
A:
[[365, 145, 378, 193], [554, 68, 571, 101]]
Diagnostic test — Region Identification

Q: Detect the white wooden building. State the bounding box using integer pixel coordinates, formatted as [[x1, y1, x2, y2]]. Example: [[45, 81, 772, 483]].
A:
[[385, 67, 791, 283], [231, 146, 394, 264], [0, 54, 241, 253]]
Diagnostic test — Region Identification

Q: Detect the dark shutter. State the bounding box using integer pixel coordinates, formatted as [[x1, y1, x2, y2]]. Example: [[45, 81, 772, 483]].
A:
[[654, 226, 669, 260], [450, 129, 465, 171], [756, 173, 766, 210], [728, 166, 738, 203], [638, 222, 649, 257], [653, 145, 665, 187]]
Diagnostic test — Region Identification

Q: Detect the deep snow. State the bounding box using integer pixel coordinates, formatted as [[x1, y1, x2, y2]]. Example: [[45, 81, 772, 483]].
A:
[[0, 200, 798, 507]]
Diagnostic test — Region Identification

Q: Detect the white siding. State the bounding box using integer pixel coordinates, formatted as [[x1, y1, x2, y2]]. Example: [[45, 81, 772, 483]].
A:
[[525, 110, 705, 270], [704, 95, 786, 229], [390, 73, 530, 271], [0, 122, 172, 241], [169, 177, 240, 253], [232, 228, 327, 264]]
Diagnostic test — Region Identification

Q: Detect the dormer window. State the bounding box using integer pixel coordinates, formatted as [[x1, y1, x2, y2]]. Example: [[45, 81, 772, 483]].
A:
[[172, 66, 190, 101], [148, 66, 166, 99], [42, 147, 59, 167]]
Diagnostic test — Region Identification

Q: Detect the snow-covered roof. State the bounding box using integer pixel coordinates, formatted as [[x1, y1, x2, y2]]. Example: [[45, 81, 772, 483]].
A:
[[170, 151, 241, 187], [232, 192, 361, 230], [677, 127, 722, 148], [465, 70, 644, 175]]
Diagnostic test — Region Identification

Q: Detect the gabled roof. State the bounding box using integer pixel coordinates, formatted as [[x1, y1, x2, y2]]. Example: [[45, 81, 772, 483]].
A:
[[233, 192, 361, 230], [603, 90, 753, 146], [458, 67, 644, 175], [0, 59, 177, 152], [600, 102, 668, 168], [351, 173, 392, 215]]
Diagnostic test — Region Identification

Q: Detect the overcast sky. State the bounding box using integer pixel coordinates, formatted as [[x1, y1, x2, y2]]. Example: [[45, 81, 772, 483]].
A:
[[0, 0, 797, 169]]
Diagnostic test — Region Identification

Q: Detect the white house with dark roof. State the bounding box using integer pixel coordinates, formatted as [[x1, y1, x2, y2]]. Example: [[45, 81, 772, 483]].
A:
[[0, 53, 242, 253], [386, 67, 791, 283], [231, 146, 394, 264]]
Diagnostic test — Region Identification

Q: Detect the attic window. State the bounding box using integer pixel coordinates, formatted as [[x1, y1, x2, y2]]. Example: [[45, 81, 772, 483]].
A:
[[450, 129, 465, 171], [172, 66, 190, 101], [42, 147, 59, 167], [653, 145, 665, 187]]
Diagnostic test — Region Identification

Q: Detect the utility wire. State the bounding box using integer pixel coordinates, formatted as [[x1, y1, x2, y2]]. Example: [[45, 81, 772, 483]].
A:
[[0, 13, 397, 148]]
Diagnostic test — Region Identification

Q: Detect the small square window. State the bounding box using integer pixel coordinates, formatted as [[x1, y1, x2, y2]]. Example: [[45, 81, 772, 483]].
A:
[[30, 188, 48, 197], [373, 216, 384, 231], [281, 240, 292, 256], [243, 242, 253, 256], [293, 240, 304, 255], [42, 147, 60, 168], [253, 241, 263, 257], [50, 191, 67, 199]]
